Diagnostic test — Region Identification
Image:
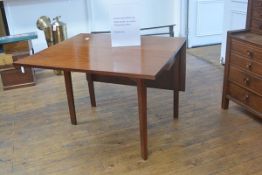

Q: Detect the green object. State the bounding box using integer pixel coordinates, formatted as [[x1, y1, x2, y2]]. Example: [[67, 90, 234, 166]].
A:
[[0, 32, 38, 44]]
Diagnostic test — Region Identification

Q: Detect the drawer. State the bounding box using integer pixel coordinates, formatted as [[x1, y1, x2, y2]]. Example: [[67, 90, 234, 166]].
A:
[[231, 39, 262, 63], [230, 51, 262, 76], [250, 18, 262, 34], [228, 83, 262, 113], [229, 67, 262, 95], [0, 67, 35, 89]]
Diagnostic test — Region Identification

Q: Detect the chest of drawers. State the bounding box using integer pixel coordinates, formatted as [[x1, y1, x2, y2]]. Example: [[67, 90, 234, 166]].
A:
[[222, 0, 262, 118]]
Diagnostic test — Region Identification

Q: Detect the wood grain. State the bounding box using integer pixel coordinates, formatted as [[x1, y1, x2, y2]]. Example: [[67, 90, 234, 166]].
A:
[[86, 74, 96, 107], [13, 33, 186, 80], [64, 71, 77, 125], [136, 79, 147, 160]]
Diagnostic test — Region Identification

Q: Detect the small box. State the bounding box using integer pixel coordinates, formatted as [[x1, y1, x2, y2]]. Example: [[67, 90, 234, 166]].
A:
[[0, 67, 35, 90], [0, 35, 37, 90]]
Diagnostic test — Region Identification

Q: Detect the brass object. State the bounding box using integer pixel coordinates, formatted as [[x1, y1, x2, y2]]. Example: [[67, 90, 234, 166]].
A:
[[36, 16, 51, 30], [243, 77, 250, 85], [246, 62, 252, 70], [36, 16, 53, 47], [52, 16, 67, 44], [43, 28, 54, 47], [36, 16, 68, 75], [247, 50, 253, 59]]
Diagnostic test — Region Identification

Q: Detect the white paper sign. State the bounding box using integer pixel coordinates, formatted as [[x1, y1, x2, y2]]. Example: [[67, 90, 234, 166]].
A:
[[110, 0, 140, 47]]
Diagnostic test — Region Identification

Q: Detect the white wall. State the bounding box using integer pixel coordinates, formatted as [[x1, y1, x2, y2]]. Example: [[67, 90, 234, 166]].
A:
[[4, 0, 185, 52], [90, 0, 184, 36], [90, 0, 176, 29], [4, 0, 90, 52]]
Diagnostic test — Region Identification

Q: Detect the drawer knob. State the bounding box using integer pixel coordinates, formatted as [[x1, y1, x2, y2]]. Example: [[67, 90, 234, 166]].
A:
[[246, 63, 252, 70], [243, 94, 249, 102], [243, 78, 250, 85], [247, 51, 253, 59]]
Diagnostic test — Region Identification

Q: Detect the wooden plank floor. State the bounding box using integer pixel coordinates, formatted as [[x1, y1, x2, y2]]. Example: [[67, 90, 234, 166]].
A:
[[0, 54, 261, 175]]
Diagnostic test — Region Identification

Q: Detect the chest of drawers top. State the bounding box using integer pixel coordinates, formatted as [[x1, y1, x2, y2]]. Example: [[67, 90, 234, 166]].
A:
[[231, 32, 262, 46]]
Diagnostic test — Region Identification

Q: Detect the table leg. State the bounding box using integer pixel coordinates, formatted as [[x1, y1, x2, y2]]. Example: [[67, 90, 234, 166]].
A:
[[87, 74, 96, 107], [136, 79, 148, 160], [174, 90, 179, 119], [64, 71, 77, 125]]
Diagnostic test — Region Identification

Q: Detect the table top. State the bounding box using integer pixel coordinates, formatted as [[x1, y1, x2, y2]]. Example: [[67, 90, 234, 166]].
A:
[[14, 33, 185, 80]]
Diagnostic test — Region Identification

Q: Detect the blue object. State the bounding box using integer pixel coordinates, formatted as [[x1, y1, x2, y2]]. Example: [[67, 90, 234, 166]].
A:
[[0, 32, 38, 44]]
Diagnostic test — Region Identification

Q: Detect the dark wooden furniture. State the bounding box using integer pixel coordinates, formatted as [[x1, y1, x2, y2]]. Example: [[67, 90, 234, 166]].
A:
[[222, 0, 262, 118], [0, 40, 35, 90], [13, 33, 186, 160]]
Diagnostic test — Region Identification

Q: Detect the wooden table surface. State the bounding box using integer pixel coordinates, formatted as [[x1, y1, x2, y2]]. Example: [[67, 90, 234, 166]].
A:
[[14, 33, 185, 80]]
